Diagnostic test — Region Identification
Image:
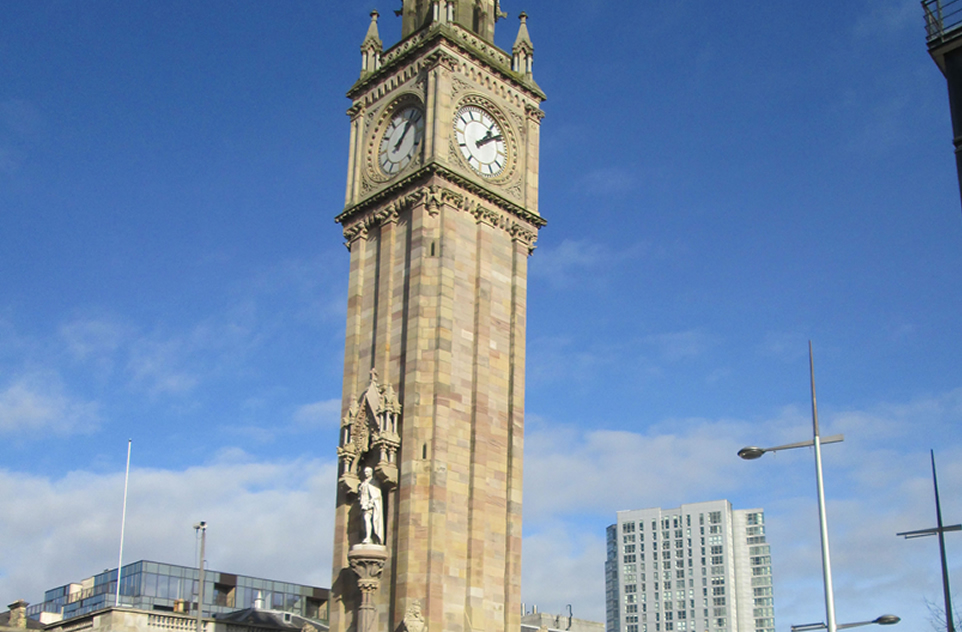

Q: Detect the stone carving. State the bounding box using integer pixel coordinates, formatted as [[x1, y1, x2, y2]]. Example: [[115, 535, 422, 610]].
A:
[[359, 466, 383, 544], [347, 546, 389, 632], [451, 76, 472, 97], [505, 180, 523, 201], [337, 369, 402, 497], [340, 180, 544, 254], [399, 601, 426, 632]]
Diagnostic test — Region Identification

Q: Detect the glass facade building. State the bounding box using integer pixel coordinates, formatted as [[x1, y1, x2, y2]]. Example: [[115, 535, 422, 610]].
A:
[[605, 501, 774, 632], [26, 560, 329, 624]]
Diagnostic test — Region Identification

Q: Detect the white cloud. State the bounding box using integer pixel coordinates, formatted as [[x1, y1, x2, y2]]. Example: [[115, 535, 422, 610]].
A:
[[529, 239, 651, 289], [3, 389, 960, 631], [126, 336, 200, 396], [293, 399, 342, 429], [643, 329, 713, 362], [521, 394, 962, 625], [59, 318, 131, 361], [0, 373, 100, 436], [0, 455, 337, 605]]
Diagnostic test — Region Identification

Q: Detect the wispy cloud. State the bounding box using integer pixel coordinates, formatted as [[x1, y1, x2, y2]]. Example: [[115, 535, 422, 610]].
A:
[[0, 98, 44, 176], [643, 329, 713, 362], [853, 0, 918, 39], [292, 399, 342, 430], [579, 166, 639, 196], [530, 239, 650, 289], [0, 373, 100, 436]]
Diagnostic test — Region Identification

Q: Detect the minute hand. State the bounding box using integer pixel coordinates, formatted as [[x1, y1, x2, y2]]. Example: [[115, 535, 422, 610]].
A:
[[475, 131, 502, 147]]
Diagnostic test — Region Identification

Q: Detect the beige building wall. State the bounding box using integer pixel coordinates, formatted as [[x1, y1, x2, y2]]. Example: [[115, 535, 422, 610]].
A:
[[330, 8, 545, 632]]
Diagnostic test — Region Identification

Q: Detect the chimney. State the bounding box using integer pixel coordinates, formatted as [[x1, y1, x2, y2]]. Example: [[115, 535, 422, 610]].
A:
[[7, 600, 28, 629]]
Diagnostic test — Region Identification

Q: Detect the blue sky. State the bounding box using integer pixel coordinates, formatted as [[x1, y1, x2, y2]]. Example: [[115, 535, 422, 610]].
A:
[[2, 1, 961, 630]]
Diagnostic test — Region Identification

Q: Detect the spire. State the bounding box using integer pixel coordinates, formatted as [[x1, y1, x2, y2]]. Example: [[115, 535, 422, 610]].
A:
[[512, 12, 534, 77], [400, 0, 501, 43], [360, 10, 382, 76]]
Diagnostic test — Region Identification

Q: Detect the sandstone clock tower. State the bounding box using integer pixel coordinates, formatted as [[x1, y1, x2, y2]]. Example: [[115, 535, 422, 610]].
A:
[[330, 4, 545, 632]]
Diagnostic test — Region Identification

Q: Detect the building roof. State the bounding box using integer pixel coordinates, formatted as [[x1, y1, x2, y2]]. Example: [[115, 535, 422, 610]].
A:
[[215, 608, 328, 632]]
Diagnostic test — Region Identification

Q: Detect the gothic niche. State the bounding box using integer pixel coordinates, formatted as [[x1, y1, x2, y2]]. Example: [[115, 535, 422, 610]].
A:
[[337, 369, 402, 504]]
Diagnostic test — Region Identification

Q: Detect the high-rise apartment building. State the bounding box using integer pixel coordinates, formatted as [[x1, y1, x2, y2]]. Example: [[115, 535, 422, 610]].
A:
[[605, 501, 774, 632]]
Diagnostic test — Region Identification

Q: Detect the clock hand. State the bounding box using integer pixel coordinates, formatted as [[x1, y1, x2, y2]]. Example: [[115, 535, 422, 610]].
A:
[[393, 121, 412, 151], [476, 132, 502, 147]]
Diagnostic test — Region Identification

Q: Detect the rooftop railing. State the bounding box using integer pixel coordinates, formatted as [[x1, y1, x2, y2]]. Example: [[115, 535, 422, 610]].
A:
[[924, 0, 962, 45]]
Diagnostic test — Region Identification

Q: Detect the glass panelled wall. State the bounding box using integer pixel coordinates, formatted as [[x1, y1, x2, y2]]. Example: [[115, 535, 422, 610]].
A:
[[26, 561, 329, 625]]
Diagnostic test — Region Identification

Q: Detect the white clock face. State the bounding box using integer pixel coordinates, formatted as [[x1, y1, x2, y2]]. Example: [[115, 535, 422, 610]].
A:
[[379, 106, 424, 175], [454, 105, 506, 177]]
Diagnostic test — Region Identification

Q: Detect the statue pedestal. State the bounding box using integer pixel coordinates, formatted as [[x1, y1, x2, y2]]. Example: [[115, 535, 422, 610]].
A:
[[348, 544, 388, 632]]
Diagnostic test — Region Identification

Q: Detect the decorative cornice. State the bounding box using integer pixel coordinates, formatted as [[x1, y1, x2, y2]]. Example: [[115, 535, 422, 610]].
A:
[[337, 163, 545, 229], [337, 172, 543, 254], [347, 23, 545, 103], [525, 103, 546, 122]]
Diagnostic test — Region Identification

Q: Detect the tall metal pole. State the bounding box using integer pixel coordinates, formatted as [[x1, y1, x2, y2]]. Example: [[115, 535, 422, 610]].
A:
[[932, 451, 956, 632], [115, 439, 132, 607], [810, 342, 837, 632], [195, 522, 207, 632]]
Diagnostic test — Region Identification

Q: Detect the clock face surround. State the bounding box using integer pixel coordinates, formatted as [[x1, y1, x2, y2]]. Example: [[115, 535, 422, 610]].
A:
[[454, 104, 507, 177], [379, 106, 424, 175]]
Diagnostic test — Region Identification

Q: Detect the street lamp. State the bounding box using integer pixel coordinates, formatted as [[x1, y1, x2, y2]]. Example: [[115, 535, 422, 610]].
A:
[[738, 342, 843, 632], [792, 615, 901, 632]]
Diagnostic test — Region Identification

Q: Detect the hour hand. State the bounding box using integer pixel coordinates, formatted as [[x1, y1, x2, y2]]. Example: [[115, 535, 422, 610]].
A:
[[476, 131, 502, 147]]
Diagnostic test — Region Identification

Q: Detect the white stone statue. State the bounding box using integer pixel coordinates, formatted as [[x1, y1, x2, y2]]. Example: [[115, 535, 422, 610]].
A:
[[359, 466, 383, 544], [400, 600, 425, 632]]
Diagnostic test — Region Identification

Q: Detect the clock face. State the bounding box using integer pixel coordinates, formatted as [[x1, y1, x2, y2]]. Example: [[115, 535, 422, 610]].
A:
[[454, 105, 506, 177], [379, 106, 424, 175]]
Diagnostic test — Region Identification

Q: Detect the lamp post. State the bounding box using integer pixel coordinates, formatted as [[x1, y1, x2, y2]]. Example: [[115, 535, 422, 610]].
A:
[[738, 342, 842, 632], [194, 521, 206, 632], [896, 450, 961, 632], [792, 615, 901, 632]]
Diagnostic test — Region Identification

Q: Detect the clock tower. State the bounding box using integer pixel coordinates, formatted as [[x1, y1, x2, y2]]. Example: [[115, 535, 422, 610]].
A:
[[330, 4, 545, 632]]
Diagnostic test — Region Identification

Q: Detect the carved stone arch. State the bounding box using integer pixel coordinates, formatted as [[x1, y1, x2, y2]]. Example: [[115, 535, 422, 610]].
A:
[[337, 369, 402, 496]]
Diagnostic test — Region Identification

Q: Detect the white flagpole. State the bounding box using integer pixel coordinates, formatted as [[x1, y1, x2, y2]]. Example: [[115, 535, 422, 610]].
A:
[[115, 439, 132, 607]]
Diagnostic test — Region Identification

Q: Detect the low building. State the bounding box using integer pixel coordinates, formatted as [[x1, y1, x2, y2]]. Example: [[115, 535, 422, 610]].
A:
[[22, 561, 328, 628], [521, 610, 605, 632]]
